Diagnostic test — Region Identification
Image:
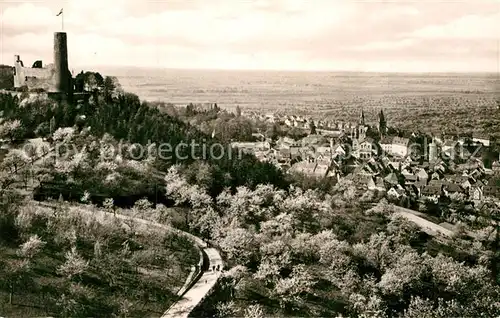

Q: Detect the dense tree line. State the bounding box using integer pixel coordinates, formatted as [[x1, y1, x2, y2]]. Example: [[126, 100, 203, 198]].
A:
[[0, 65, 13, 90], [0, 89, 288, 201], [163, 168, 500, 317]]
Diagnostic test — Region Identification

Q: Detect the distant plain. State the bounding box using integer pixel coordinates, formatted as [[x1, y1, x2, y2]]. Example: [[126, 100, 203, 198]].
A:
[[99, 67, 500, 136]]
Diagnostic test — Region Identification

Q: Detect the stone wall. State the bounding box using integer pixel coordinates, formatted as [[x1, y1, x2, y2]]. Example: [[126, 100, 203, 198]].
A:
[[14, 63, 55, 91]]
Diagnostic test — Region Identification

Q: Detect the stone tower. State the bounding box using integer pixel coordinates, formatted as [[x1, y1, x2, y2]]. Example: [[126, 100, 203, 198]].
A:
[[429, 140, 438, 162], [379, 109, 387, 135], [359, 109, 365, 126], [53, 32, 70, 93]]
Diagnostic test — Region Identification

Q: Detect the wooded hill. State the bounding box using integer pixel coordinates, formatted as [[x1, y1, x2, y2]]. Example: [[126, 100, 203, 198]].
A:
[[0, 65, 13, 90], [0, 88, 288, 205]]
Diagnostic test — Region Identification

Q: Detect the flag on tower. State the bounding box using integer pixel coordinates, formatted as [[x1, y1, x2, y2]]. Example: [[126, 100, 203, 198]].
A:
[[56, 8, 64, 30]]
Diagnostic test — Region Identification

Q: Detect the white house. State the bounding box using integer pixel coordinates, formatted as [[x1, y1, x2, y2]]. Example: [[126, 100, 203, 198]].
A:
[[316, 146, 332, 156], [470, 184, 484, 201], [416, 168, 429, 181], [367, 177, 377, 191], [380, 136, 410, 157], [393, 137, 410, 157], [332, 144, 346, 158], [354, 138, 377, 159], [380, 137, 393, 155], [387, 187, 400, 199], [442, 140, 458, 158], [473, 137, 490, 147], [231, 141, 270, 153]]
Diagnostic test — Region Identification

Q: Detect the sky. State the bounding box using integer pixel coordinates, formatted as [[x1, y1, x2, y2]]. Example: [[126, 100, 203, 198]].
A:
[[0, 0, 499, 72]]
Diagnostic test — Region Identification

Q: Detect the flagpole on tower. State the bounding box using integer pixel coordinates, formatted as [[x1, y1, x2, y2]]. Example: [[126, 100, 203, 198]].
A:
[[56, 8, 64, 31]]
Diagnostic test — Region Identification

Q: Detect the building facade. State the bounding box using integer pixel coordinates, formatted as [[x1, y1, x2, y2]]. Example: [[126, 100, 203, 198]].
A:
[[380, 136, 410, 158], [429, 141, 438, 161]]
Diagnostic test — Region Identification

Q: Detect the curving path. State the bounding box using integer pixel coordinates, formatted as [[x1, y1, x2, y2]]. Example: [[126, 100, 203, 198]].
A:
[[33, 201, 223, 318], [393, 205, 481, 240], [392, 205, 454, 238], [162, 247, 223, 318], [14, 140, 224, 317]]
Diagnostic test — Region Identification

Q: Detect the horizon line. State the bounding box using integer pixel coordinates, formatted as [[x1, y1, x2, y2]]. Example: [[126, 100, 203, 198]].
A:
[[74, 65, 500, 75], [3, 61, 497, 75]]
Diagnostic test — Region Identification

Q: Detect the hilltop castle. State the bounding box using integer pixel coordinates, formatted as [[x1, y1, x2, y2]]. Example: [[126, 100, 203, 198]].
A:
[[13, 32, 72, 94]]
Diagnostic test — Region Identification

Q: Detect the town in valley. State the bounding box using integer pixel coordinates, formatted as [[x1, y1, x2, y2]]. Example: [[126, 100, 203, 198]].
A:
[[0, 1, 499, 317]]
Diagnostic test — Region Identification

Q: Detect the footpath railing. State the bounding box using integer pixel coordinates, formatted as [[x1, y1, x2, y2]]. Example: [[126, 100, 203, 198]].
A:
[[176, 248, 204, 297], [188, 244, 225, 317], [161, 246, 223, 318], [162, 248, 205, 316]]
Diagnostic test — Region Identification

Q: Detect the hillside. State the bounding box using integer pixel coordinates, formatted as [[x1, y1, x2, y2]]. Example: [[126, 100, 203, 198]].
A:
[[0, 198, 199, 316], [0, 89, 288, 206]]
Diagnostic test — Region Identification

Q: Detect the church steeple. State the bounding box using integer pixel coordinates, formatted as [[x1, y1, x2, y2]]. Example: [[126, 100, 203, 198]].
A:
[[359, 109, 365, 126], [379, 109, 387, 135]]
